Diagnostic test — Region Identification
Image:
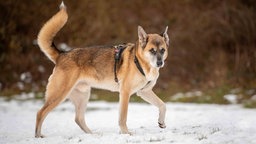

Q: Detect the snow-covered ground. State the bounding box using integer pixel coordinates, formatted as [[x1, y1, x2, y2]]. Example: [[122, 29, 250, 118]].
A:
[[0, 97, 256, 144]]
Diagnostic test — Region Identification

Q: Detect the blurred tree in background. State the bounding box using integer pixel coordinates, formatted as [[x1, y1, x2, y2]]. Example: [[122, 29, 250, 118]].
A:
[[0, 0, 256, 102]]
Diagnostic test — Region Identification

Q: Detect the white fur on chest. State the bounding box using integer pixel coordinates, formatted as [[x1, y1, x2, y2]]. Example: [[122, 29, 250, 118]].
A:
[[145, 68, 159, 81]]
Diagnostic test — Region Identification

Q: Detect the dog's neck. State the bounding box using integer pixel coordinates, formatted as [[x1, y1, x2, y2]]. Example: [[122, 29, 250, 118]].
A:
[[134, 41, 159, 79]]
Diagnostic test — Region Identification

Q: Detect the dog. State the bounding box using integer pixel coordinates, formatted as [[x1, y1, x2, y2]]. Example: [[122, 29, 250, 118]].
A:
[[35, 2, 169, 138]]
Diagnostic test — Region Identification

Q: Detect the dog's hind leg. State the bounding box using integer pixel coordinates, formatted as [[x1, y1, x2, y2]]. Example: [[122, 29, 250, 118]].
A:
[[35, 69, 78, 138], [137, 90, 166, 128], [69, 83, 92, 134]]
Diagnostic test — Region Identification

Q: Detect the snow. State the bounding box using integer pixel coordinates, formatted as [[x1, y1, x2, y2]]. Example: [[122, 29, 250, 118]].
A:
[[224, 94, 238, 104], [0, 97, 256, 144], [171, 91, 203, 101]]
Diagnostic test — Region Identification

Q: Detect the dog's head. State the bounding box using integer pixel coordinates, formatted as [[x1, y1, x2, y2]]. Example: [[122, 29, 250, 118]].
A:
[[137, 26, 169, 68]]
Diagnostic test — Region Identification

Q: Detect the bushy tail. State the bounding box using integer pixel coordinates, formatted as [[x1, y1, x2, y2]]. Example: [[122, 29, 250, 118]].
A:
[[37, 2, 68, 64]]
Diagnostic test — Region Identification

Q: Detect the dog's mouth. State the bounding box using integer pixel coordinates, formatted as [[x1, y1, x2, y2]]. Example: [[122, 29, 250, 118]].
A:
[[157, 64, 164, 68]]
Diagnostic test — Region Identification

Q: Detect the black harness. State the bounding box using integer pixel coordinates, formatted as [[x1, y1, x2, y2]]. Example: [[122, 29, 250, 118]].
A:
[[114, 44, 145, 83], [134, 55, 145, 76], [114, 44, 126, 82]]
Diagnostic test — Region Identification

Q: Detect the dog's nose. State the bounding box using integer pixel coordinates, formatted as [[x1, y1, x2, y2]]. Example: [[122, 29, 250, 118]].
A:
[[157, 61, 163, 67]]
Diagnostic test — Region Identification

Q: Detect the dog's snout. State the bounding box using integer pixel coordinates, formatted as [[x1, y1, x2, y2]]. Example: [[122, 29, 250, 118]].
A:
[[157, 60, 163, 67], [156, 55, 163, 67]]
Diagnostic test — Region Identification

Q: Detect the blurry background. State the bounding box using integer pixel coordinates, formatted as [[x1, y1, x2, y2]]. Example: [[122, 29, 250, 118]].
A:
[[0, 0, 256, 107]]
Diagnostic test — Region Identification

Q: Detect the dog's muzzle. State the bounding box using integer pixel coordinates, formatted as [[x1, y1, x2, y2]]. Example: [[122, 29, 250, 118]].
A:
[[157, 60, 163, 67], [156, 56, 164, 67]]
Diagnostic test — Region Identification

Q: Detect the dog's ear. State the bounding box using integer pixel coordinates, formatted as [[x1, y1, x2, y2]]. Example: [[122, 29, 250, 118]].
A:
[[138, 26, 148, 48], [162, 26, 169, 47]]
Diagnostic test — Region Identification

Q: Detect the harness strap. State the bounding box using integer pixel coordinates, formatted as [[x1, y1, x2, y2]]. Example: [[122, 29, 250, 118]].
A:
[[134, 56, 145, 76], [114, 44, 126, 83]]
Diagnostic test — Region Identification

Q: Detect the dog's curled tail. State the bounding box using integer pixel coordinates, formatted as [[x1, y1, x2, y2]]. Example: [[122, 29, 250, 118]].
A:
[[37, 1, 68, 64]]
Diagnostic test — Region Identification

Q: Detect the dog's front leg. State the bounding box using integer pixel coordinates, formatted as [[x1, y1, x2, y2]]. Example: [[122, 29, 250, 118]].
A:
[[118, 90, 131, 134], [137, 90, 166, 128]]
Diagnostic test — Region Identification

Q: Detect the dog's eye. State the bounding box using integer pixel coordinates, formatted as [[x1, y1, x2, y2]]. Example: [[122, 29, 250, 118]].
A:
[[160, 48, 165, 54], [150, 48, 157, 55]]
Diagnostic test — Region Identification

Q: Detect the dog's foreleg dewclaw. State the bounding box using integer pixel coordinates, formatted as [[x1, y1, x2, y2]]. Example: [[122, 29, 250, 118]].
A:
[[158, 122, 166, 128]]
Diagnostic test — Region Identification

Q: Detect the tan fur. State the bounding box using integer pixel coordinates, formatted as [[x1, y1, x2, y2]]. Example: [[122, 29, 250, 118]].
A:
[[37, 4, 67, 64], [35, 2, 169, 138]]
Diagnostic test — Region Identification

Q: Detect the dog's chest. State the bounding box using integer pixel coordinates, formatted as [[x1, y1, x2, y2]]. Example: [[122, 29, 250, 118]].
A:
[[129, 70, 159, 93], [145, 68, 159, 81]]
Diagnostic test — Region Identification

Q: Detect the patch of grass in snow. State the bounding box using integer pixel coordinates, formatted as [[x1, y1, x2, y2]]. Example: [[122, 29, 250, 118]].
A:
[[204, 86, 231, 104], [243, 100, 256, 108], [169, 86, 256, 107], [169, 88, 229, 104]]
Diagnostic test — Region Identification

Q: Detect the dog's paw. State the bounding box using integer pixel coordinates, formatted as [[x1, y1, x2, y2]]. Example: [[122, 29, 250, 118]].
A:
[[120, 130, 133, 135], [35, 134, 45, 138], [158, 122, 166, 129]]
